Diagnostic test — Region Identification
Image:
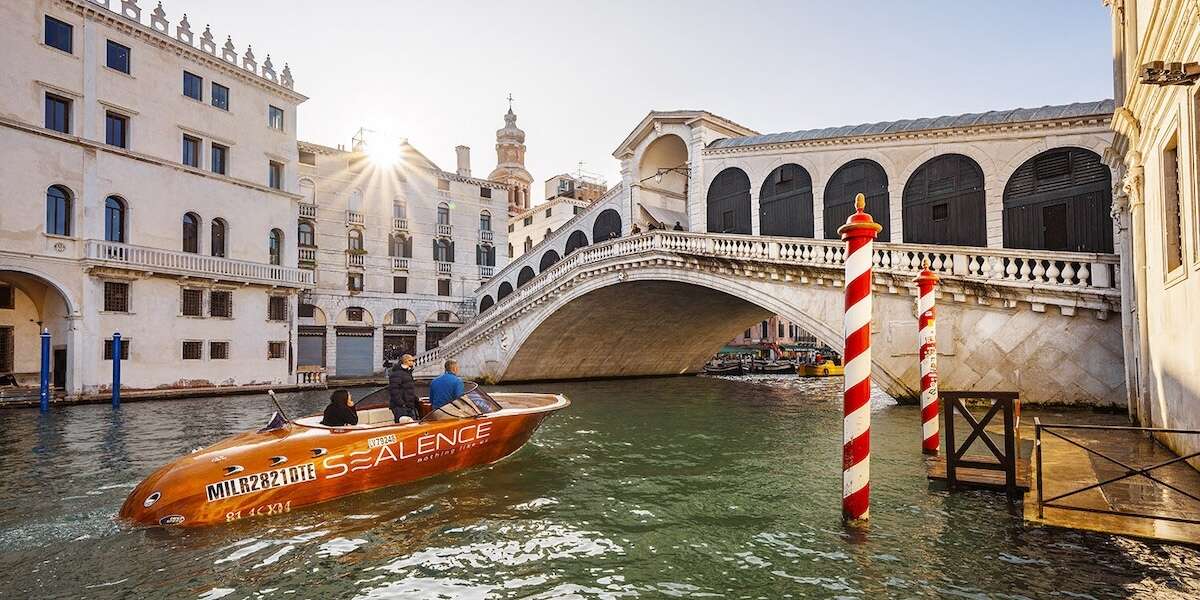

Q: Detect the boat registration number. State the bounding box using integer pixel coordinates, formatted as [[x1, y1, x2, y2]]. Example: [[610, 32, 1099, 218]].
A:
[[205, 463, 317, 502]]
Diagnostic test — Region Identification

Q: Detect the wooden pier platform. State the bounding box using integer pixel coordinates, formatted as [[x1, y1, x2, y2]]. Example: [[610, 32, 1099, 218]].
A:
[[927, 456, 1030, 492]]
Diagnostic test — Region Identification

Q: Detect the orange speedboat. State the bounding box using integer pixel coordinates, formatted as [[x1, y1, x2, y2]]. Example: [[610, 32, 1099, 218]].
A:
[[119, 386, 568, 528]]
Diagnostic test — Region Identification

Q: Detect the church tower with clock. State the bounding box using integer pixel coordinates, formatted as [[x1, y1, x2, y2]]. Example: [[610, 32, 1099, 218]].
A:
[[488, 97, 534, 216]]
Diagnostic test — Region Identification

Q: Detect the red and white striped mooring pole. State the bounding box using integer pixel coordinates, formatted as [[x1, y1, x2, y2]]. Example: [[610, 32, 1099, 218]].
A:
[[838, 193, 882, 524], [915, 258, 940, 455]]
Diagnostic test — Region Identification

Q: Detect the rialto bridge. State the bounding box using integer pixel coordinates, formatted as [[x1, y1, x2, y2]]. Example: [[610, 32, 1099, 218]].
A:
[[415, 100, 1130, 407]]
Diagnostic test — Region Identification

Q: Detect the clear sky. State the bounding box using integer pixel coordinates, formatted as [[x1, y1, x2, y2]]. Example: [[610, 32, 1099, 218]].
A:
[[176, 0, 1113, 198]]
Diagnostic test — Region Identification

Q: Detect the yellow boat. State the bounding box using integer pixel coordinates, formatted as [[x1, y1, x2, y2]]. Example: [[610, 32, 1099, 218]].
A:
[[798, 360, 843, 377]]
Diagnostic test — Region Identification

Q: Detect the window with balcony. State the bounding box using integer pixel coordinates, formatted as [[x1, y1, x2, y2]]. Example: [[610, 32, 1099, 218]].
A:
[[182, 135, 201, 168], [393, 202, 407, 219], [106, 40, 130, 73], [348, 229, 364, 251], [267, 341, 285, 359], [269, 228, 284, 266], [210, 218, 226, 257], [183, 71, 202, 101], [103, 337, 130, 360], [103, 281, 129, 312], [269, 161, 283, 190], [181, 288, 204, 317], [210, 290, 232, 318], [104, 196, 125, 243], [433, 239, 454, 262], [210, 341, 229, 360], [480, 210, 492, 231], [44, 93, 70, 134], [182, 212, 200, 253], [268, 105, 284, 130], [393, 276, 407, 294], [476, 244, 496, 266], [437, 203, 451, 225], [298, 221, 315, 247], [211, 143, 228, 175], [105, 111, 128, 148], [389, 234, 412, 257], [45, 16, 72, 53], [211, 82, 229, 110], [267, 296, 287, 321], [46, 185, 71, 236]]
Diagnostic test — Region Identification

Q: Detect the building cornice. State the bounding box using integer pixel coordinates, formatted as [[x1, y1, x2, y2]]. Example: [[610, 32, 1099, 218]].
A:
[[506, 195, 591, 223]]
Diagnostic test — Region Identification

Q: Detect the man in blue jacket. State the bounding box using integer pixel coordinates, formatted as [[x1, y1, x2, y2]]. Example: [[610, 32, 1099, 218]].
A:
[[429, 359, 465, 410]]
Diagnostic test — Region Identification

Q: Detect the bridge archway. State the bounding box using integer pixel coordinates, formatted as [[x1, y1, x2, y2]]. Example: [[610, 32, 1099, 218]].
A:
[[1002, 147, 1113, 252], [706, 168, 752, 234], [564, 230, 588, 255], [592, 209, 622, 242], [824, 159, 890, 241], [902, 154, 986, 246], [637, 134, 690, 229], [497, 281, 513, 301], [759, 163, 814, 237], [517, 266, 536, 287], [539, 249, 560, 272]]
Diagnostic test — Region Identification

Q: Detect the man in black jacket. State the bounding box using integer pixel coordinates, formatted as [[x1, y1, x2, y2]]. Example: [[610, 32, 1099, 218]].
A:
[[388, 353, 419, 422]]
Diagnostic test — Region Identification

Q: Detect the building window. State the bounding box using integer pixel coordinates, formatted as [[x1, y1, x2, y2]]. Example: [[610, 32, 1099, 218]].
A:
[[524, 237, 533, 252], [545, 208, 553, 218], [390, 234, 412, 257], [210, 341, 229, 360], [931, 203, 948, 222], [523, 216, 533, 226], [267, 341, 285, 359], [210, 290, 232, 318], [480, 211, 492, 231], [182, 340, 203, 360], [433, 239, 454, 262], [105, 111, 128, 148], [437, 279, 451, 296], [45, 16, 73, 53], [298, 303, 315, 318], [268, 228, 283, 265], [0, 284, 14, 310], [103, 281, 129, 312], [437, 203, 451, 225], [182, 212, 200, 253], [347, 307, 363, 321], [574, 206, 584, 215], [44, 93, 71, 134], [1163, 135, 1184, 273], [181, 288, 204, 317], [267, 296, 287, 321], [182, 134, 201, 167], [211, 143, 228, 175], [476, 244, 496, 266], [269, 161, 283, 189], [183, 71, 203, 101], [45, 185, 71, 236], [106, 40, 130, 73], [298, 221, 315, 247], [508, 223, 514, 233], [268, 105, 284, 130], [436, 311, 452, 322], [103, 338, 130, 360], [210, 218, 226, 257], [299, 150, 316, 165], [347, 273, 364, 292], [104, 196, 125, 242], [480, 187, 492, 199], [211, 82, 229, 110], [393, 276, 407, 294], [393, 202, 407, 219], [437, 179, 450, 191], [348, 229, 363, 251]]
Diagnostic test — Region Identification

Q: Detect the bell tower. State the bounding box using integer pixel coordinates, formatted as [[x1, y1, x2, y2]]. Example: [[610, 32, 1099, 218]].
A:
[[488, 95, 534, 216]]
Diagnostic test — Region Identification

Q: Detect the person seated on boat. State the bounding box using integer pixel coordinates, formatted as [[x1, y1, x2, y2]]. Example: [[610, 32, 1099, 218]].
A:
[[321, 389, 359, 427], [388, 353, 419, 422], [429, 359, 466, 411]]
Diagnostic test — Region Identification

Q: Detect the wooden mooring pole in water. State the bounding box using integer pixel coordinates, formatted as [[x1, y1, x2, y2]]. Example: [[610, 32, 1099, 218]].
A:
[[914, 259, 940, 455], [838, 193, 882, 525]]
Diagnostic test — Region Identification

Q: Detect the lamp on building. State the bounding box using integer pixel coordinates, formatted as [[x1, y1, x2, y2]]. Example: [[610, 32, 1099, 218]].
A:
[[643, 165, 690, 185]]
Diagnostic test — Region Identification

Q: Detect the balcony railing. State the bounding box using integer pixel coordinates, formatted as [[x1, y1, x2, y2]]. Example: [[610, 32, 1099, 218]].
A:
[[480, 229, 494, 243], [298, 247, 317, 265], [299, 203, 317, 219], [436, 261, 453, 275], [84, 240, 313, 287], [346, 210, 364, 226], [393, 217, 409, 231], [436, 223, 453, 237], [479, 265, 495, 279], [346, 252, 365, 269], [391, 257, 410, 271]]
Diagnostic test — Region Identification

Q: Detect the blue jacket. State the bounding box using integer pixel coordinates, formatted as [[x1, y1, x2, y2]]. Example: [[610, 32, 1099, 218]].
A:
[[429, 372, 465, 410]]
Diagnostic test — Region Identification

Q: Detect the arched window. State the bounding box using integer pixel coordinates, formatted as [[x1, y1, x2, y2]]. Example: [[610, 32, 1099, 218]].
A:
[[182, 212, 200, 253], [592, 209, 622, 241], [393, 201, 407, 220], [298, 220, 315, 247], [433, 238, 455, 262], [437, 202, 450, 225], [476, 244, 496, 266], [523, 237, 533, 252], [497, 281, 513, 301], [348, 228, 363, 251], [902, 154, 986, 246], [759, 164, 814, 237], [45, 185, 71, 236], [517, 265, 536, 287], [211, 218, 227, 257], [479, 210, 492, 231], [389, 233, 412, 257], [824, 159, 890, 241], [706, 168, 752, 234], [1003, 147, 1112, 252], [269, 228, 283, 265], [479, 295, 495, 312], [539, 249, 560, 272], [104, 196, 126, 242], [565, 230, 589, 255]]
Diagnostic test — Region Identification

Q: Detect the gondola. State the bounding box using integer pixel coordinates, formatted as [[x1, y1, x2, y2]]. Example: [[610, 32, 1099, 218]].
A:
[[118, 385, 568, 528]]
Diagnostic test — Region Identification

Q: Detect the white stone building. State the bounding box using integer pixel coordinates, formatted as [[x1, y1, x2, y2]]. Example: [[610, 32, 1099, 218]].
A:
[[0, 0, 309, 395], [507, 192, 591, 260], [295, 136, 508, 378], [1106, 0, 1200, 459]]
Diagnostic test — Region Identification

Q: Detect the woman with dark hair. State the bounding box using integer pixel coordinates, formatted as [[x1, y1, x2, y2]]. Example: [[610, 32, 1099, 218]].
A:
[[321, 389, 359, 427]]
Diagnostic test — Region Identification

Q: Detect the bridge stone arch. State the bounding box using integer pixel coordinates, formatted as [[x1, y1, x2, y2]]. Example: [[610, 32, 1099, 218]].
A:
[[497, 281, 514, 301], [539, 249, 561, 272], [564, 230, 589, 255], [516, 266, 536, 287], [706, 167, 752, 234], [592, 209, 622, 242]]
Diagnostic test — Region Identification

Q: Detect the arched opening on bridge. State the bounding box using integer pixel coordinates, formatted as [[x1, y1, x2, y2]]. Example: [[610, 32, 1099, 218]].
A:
[[517, 266, 536, 287], [707, 167, 752, 234], [759, 163, 814, 237], [497, 281, 514, 301], [592, 209, 622, 242], [1003, 147, 1113, 252], [824, 159, 890, 241], [0, 270, 74, 391], [564, 230, 589, 255], [902, 154, 986, 246], [479, 295, 495, 313], [637, 133, 689, 229], [539, 249, 560, 272]]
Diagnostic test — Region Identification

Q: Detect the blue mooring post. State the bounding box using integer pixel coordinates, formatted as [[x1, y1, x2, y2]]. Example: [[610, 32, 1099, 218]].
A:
[[39, 329, 50, 413], [112, 332, 122, 409]]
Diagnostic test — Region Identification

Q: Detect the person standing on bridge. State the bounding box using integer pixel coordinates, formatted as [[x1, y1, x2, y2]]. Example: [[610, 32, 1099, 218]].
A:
[[388, 353, 419, 422], [429, 359, 466, 411]]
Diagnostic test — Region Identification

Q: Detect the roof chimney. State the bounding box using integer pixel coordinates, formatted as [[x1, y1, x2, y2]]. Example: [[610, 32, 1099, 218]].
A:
[[455, 145, 471, 177]]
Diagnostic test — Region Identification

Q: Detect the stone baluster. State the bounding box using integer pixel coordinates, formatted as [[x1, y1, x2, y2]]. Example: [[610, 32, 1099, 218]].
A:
[[121, 0, 141, 21]]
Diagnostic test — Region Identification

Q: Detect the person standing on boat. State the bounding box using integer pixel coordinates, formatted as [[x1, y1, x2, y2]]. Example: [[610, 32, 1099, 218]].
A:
[[321, 389, 359, 427], [429, 359, 465, 410], [388, 353, 419, 422]]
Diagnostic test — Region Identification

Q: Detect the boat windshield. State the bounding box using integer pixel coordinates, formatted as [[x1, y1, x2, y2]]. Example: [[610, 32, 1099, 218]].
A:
[[421, 383, 502, 422]]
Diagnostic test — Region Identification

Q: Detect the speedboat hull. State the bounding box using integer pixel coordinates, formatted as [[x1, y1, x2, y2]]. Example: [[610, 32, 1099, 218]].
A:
[[119, 392, 568, 528], [798, 361, 843, 377]]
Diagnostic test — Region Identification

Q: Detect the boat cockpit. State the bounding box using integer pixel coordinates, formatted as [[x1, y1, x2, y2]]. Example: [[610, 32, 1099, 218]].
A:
[[290, 384, 505, 431]]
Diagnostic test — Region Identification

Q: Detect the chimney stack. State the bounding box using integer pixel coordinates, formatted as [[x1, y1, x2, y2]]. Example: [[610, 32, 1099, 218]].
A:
[[455, 145, 471, 177]]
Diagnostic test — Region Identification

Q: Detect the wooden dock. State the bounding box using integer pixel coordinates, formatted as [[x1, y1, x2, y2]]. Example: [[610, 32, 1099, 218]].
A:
[[927, 456, 1030, 492]]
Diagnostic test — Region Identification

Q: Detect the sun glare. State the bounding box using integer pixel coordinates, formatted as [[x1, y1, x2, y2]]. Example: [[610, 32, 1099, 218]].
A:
[[368, 143, 401, 166]]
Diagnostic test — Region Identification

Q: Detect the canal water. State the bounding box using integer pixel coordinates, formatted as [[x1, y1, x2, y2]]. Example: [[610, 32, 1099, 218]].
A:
[[0, 376, 1198, 599]]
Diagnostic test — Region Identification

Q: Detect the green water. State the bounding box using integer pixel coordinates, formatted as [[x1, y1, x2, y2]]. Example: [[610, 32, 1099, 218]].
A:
[[0, 376, 1197, 598]]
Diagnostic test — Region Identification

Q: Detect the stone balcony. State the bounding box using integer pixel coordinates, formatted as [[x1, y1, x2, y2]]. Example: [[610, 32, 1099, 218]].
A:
[[346, 252, 365, 269], [436, 223, 453, 238], [479, 265, 494, 280], [299, 203, 317, 219], [393, 217, 409, 232], [298, 246, 317, 267], [84, 240, 313, 288], [436, 261, 453, 275], [480, 229, 494, 243], [346, 210, 364, 227], [391, 257, 410, 271]]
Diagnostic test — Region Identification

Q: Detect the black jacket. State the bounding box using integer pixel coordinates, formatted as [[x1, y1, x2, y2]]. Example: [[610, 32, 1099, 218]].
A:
[[320, 400, 358, 427], [388, 365, 418, 410]]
